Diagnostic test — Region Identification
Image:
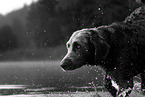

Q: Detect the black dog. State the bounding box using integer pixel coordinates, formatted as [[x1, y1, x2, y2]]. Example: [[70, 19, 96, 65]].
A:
[[61, 6, 145, 97]]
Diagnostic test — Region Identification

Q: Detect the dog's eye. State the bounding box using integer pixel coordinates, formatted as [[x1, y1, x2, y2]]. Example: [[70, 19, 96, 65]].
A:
[[73, 42, 81, 50]]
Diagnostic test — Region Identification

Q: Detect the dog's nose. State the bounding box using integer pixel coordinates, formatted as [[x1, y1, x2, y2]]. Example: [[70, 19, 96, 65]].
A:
[[60, 59, 72, 70]]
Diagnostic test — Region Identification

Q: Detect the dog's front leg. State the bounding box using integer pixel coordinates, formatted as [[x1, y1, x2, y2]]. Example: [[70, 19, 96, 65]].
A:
[[105, 74, 118, 97], [141, 72, 145, 95], [117, 78, 133, 97], [105, 74, 133, 97]]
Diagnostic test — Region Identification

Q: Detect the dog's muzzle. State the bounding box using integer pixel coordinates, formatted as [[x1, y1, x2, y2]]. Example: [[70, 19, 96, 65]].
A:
[[60, 58, 73, 71]]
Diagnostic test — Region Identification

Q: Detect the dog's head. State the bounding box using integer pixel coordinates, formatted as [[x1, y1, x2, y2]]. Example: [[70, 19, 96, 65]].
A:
[[60, 26, 113, 71]]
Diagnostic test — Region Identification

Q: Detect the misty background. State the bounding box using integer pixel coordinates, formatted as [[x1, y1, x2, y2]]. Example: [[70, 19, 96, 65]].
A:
[[0, 0, 144, 96], [0, 0, 142, 61]]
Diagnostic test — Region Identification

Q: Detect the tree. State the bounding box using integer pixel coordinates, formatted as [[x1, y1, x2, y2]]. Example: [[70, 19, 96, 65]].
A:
[[0, 25, 17, 51], [55, 0, 131, 41], [27, 0, 139, 47], [27, 0, 64, 47]]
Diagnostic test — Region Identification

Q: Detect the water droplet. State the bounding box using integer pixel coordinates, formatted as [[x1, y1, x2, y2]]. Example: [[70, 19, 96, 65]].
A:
[[88, 82, 91, 85], [44, 30, 46, 32]]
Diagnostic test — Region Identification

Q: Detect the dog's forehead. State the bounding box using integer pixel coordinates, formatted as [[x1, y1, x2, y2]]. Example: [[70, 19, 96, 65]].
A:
[[67, 30, 89, 44]]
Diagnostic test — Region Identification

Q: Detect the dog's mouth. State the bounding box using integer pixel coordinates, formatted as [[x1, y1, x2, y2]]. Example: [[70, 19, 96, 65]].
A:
[[61, 64, 83, 71], [61, 65, 75, 71], [60, 60, 84, 71]]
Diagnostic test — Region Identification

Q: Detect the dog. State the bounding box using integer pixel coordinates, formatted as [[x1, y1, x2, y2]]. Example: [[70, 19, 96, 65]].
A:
[[60, 6, 145, 97]]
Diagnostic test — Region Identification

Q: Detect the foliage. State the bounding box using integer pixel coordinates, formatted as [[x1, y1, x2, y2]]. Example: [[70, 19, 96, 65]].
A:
[[0, 25, 17, 51], [0, 0, 142, 49], [27, 0, 141, 48], [27, 0, 63, 47]]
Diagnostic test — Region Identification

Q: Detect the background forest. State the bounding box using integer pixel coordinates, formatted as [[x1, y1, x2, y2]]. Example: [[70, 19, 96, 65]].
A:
[[0, 0, 142, 61]]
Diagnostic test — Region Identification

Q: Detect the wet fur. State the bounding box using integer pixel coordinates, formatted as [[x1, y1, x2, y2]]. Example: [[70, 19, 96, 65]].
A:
[[61, 6, 145, 97]]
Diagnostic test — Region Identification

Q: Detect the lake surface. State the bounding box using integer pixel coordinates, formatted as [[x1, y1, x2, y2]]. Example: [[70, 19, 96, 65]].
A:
[[0, 61, 106, 96]]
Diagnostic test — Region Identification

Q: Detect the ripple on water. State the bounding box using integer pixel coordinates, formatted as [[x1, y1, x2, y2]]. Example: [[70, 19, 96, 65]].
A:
[[0, 85, 27, 89]]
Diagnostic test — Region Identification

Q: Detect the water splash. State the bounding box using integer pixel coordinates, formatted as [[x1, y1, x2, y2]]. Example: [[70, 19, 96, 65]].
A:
[[98, 8, 101, 11]]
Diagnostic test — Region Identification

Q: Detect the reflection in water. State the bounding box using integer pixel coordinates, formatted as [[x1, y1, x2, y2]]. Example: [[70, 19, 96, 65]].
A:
[[0, 61, 105, 96], [26, 87, 56, 92], [0, 84, 104, 96], [0, 85, 26, 89]]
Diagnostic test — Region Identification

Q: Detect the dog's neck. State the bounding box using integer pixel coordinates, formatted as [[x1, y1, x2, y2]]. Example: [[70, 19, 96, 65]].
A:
[[104, 22, 135, 45], [88, 24, 115, 45]]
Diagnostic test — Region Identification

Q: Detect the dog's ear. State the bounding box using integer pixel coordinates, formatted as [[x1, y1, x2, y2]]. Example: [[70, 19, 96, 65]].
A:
[[97, 25, 115, 43], [89, 29, 110, 64]]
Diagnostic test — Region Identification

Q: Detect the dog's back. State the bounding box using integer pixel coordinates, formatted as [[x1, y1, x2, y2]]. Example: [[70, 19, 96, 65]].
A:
[[124, 6, 145, 28]]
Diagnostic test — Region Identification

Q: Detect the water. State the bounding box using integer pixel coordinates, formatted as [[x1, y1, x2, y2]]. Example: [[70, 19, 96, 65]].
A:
[[0, 61, 106, 96], [0, 85, 104, 96], [0, 61, 143, 96]]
